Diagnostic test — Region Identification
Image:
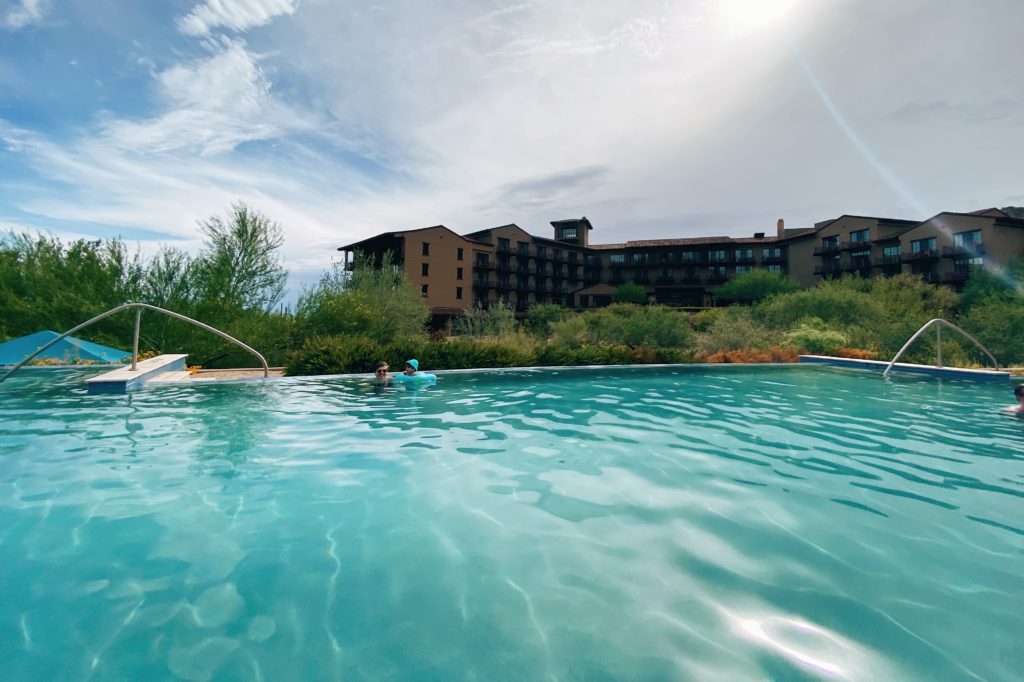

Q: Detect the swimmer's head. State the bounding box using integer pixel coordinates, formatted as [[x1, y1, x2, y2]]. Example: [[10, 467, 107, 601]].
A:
[[1015, 384, 1024, 401]]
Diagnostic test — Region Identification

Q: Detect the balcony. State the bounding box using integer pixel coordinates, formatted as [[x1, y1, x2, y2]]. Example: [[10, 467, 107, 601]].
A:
[[497, 242, 511, 254], [473, 277, 491, 288], [843, 258, 872, 272], [941, 245, 985, 258], [516, 246, 530, 257], [515, 266, 535, 276], [762, 253, 784, 264], [873, 255, 902, 268], [902, 250, 939, 263], [534, 251, 550, 261], [944, 270, 970, 284], [706, 256, 731, 265], [655, 276, 676, 284], [495, 279, 512, 290], [552, 286, 565, 295], [814, 263, 844, 276], [734, 255, 756, 265], [813, 243, 842, 256], [842, 240, 872, 251], [496, 261, 514, 273], [706, 271, 730, 284], [918, 272, 942, 284], [553, 253, 566, 263]]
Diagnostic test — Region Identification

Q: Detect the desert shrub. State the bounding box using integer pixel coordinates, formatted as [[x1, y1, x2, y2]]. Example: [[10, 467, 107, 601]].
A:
[[714, 269, 799, 304], [755, 279, 882, 330], [452, 300, 517, 337], [691, 307, 725, 332], [833, 347, 879, 360], [612, 282, 648, 304], [695, 307, 780, 354], [959, 300, 1024, 366], [297, 251, 430, 343], [784, 317, 848, 355], [549, 304, 692, 348], [524, 304, 572, 337], [697, 347, 799, 363]]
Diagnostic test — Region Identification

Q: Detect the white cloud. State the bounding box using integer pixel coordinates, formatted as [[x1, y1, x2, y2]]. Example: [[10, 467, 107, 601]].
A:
[[177, 0, 299, 37], [3, 0, 48, 29], [99, 38, 310, 156]]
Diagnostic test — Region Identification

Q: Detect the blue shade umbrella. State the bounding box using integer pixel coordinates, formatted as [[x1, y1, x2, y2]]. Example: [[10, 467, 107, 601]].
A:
[[0, 331, 130, 365]]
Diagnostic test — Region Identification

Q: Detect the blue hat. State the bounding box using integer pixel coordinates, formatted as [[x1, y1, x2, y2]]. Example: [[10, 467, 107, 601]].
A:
[[406, 359, 419, 371]]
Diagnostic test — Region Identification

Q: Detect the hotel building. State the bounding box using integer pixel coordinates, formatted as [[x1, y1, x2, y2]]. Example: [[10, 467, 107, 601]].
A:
[[338, 208, 1024, 321]]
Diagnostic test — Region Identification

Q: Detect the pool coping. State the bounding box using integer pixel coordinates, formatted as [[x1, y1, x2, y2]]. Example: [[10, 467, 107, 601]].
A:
[[799, 355, 1011, 382]]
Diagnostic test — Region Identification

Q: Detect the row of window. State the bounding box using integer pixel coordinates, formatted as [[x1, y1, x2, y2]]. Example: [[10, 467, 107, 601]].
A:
[[420, 242, 466, 260], [821, 229, 983, 252], [420, 284, 464, 300], [420, 264, 464, 279], [605, 248, 782, 265]]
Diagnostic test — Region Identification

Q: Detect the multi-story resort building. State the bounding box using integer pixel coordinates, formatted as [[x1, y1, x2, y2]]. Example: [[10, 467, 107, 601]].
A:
[[338, 208, 1024, 321]]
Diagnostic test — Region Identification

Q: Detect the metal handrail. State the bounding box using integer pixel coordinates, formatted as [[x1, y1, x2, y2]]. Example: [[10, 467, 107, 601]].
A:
[[0, 302, 269, 384], [883, 318, 999, 378]]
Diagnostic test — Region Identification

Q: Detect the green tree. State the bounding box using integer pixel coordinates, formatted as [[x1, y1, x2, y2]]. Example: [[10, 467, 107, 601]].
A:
[[452, 300, 517, 337], [714, 269, 799, 304], [193, 203, 287, 312], [297, 251, 429, 343], [612, 282, 648, 304], [524, 303, 571, 337], [959, 257, 1024, 311]]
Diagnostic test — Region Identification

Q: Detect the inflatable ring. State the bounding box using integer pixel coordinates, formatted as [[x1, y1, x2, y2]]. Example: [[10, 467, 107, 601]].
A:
[[392, 373, 437, 384]]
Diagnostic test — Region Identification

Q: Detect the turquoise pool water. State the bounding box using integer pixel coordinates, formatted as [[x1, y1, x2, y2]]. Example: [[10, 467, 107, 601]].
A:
[[1, 366, 1021, 680]]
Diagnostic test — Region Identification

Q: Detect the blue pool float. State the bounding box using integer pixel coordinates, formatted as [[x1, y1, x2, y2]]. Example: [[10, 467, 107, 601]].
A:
[[392, 373, 437, 384]]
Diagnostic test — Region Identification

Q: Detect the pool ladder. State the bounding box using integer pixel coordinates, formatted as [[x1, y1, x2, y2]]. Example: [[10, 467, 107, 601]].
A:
[[883, 318, 999, 378]]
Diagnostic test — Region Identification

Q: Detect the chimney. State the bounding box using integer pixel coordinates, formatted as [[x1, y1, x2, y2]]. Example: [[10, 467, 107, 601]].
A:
[[776, 218, 785, 238]]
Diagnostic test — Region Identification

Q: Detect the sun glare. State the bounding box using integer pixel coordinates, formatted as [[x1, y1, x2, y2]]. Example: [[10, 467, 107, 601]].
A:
[[716, 0, 802, 34]]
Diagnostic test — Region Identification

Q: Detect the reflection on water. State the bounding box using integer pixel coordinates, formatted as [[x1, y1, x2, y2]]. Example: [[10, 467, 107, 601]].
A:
[[0, 366, 1022, 680]]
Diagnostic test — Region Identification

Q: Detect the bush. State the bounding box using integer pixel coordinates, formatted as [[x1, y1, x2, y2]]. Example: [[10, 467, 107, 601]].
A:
[[452, 300, 517, 337], [612, 282, 648, 304], [696, 307, 780, 354], [524, 304, 572, 337], [697, 347, 799, 363], [784, 318, 848, 355], [714, 270, 799, 304], [549, 304, 693, 348], [959, 300, 1024, 366]]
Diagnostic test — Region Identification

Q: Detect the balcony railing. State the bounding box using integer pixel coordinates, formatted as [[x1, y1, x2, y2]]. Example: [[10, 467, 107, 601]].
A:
[[706, 272, 730, 283], [496, 261, 514, 273], [843, 258, 872, 272], [497, 243, 511, 254], [734, 255, 755, 265], [473, 277, 491, 287], [873, 255, 903, 267], [655, 276, 675, 284], [707, 256, 731, 265], [814, 263, 844, 276], [813, 243, 842, 256], [941, 245, 985, 258], [944, 270, 970, 283], [761, 254, 784, 264], [474, 259, 493, 270], [515, 266, 535, 276], [918, 272, 942, 284], [902, 250, 939, 262], [842, 240, 872, 251]]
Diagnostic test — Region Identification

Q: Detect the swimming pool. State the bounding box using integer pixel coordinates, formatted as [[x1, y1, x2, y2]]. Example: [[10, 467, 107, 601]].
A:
[[1, 365, 1021, 680]]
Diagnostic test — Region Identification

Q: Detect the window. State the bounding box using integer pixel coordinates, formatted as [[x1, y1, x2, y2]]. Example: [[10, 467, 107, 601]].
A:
[[610, 254, 625, 265], [763, 247, 781, 259], [911, 237, 936, 254], [586, 255, 602, 266], [661, 267, 671, 278], [822, 236, 839, 247], [735, 248, 753, 260], [421, 263, 429, 276], [708, 250, 726, 263], [580, 295, 590, 307], [422, 242, 430, 256], [517, 241, 529, 255], [850, 229, 870, 243], [475, 254, 489, 267], [766, 264, 782, 273], [457, 248, 464, 260], [736, 265, 751, 274], [456, 287, 463, 300], [658, 252, 672, 264], [536, 246, 546, 259], [560, 227, 577, 239], [456, 267, 463, 280], [498, 238, 510, 251], [421, 284, 428, 296], [681, 251, 698, 263], [954, 230, 982, 249], [708, 265, 727, 276], [569, 252, 578, 264], [883, 245, 901, 257], [632, 253, 649, 264], [554, 249, 563, 261]]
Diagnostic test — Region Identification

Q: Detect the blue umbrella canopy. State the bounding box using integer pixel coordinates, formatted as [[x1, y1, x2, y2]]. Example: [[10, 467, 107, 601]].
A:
[[0, 331, 130, 365]]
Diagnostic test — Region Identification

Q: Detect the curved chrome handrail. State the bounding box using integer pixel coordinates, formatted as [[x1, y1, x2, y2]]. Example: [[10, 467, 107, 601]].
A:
[[883, 318, 999, 378], [0, 302, 269, 384]]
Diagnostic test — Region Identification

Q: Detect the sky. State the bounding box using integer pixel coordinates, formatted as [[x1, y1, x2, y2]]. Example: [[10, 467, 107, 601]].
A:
[[1, 0, 1022, 297]]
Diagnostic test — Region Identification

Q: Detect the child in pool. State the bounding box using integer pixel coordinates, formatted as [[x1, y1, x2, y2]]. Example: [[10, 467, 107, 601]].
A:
[[1006, 384, 1024, 415]]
